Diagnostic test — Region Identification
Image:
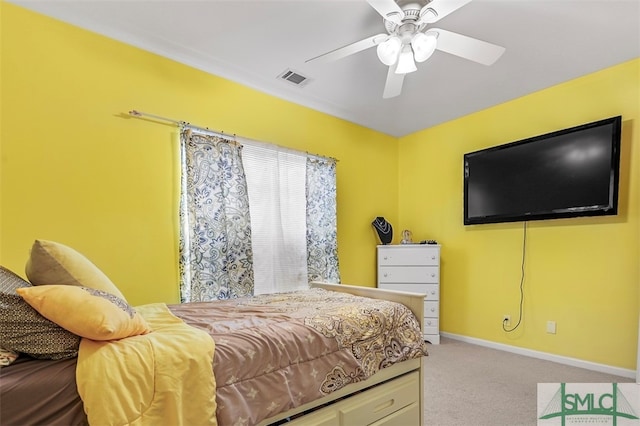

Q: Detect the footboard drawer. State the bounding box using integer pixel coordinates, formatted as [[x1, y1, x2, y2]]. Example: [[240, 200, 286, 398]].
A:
[[370, 402, 420, 426], [340, 371, 419, 424], [287, 371, 420, 425]]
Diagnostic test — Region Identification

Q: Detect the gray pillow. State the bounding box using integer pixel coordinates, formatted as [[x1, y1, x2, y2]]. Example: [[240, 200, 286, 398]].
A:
[[0, 266, 80, 359]]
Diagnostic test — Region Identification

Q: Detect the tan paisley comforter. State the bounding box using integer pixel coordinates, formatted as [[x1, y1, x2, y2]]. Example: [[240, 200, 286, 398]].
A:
[[169, 288, 428, 426]]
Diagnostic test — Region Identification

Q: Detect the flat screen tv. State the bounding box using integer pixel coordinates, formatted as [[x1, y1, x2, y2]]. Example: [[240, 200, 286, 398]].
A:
[[463, 116, 622, 225]]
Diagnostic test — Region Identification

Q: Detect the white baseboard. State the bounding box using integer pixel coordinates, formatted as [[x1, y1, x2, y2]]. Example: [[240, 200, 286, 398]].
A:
[[440, 332, 636, 380]]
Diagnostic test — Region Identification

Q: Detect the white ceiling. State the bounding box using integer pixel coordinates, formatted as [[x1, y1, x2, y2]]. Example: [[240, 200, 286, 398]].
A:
[[10, 0, 640, 137]]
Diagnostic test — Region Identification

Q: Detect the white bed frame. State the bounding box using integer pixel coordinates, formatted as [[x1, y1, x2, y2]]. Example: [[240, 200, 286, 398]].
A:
[[258, 282, 426, 426]]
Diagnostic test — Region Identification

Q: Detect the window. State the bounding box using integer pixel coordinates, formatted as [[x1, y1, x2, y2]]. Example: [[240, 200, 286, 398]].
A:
[[242, 142, 309, 294], [180, 128, 339, 301]]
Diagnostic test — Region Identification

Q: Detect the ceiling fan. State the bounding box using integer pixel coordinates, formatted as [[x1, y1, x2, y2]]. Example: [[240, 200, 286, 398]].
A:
[[306, 0, 505, 99]]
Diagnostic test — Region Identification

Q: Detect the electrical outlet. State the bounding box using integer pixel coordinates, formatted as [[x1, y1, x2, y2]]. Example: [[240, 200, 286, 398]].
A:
[[502, 315, 511, 326], [546, 321, 556, 334]]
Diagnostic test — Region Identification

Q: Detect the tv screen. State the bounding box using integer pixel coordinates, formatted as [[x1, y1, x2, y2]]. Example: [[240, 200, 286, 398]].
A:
[[463, 116, 622, 225]]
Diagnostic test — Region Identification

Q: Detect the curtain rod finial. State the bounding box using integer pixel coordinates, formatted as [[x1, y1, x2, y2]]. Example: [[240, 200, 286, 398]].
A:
[[129, 110, 142, 117]]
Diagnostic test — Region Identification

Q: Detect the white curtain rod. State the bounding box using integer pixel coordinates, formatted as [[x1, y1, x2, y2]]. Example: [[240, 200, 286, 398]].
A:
[[128, 110, 232, 140], [128, 109, 337, 163]]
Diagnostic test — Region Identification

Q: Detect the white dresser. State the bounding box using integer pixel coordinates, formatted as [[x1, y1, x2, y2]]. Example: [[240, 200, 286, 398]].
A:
[[377, 244, 441, 344]]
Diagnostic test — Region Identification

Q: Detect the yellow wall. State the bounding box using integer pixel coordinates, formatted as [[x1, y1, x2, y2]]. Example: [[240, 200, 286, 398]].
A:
[[0, 4, 398, 305], [399, 59, 640, 370]]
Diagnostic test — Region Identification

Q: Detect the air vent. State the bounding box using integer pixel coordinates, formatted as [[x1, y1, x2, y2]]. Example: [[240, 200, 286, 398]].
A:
[[277, 69, 311, 87]]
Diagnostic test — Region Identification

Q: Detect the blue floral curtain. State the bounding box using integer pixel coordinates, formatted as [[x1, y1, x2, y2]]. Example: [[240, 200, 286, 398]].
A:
[[179, 128, 254, 302], [306, 157, 340, 283]]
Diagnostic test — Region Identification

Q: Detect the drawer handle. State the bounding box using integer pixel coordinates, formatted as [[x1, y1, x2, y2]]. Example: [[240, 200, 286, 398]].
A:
[[383, 256, 388, 260], [383, 273, 388, 277], [426, 320, 432, 326], [431, 273, 435, 277], [430, 308, 436, 312], [374, 398, 395, 413], [431, 256, 436, 260]]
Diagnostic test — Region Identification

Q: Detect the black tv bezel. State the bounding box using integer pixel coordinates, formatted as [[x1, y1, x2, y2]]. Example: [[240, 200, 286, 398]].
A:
[[463, 116, 622, 225]]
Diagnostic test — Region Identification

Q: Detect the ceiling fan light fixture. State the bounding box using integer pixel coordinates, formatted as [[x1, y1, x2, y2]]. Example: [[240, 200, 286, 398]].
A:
[[412, 31, 438, 62], [395, 45, 417, 74], [376, 36, 402, 66]]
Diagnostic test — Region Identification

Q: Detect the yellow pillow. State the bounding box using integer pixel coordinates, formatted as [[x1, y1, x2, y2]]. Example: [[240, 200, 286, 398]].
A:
[[25, 239, 127, 301], [17, 285, 152, 341]]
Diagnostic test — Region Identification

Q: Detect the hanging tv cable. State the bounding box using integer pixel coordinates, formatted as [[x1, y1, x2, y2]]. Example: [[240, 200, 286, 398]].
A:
[[503, 221, 527, 333]]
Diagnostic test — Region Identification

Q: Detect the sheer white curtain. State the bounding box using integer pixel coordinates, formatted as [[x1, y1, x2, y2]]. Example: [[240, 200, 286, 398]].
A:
[[242, 141, 308, 294]]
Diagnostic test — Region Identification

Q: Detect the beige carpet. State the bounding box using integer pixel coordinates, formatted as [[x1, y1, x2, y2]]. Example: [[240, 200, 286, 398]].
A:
[[423, 337, 635, 426]]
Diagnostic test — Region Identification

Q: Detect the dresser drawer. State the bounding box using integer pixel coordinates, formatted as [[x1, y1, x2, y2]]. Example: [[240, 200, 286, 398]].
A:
[[378, 266, 439, 283], [377, 282, 427, 297], [377, 283, 438, 301], [424, 318, 439, 334], [378, 246, 439, 266], [424, 301, 439, 317], [424, 284, 439, 300]]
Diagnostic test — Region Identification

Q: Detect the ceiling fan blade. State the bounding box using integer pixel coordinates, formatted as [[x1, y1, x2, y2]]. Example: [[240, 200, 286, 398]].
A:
[[430, 28, 505, 66], [306, 33, 388, 64], [367, 0, 404, 25], [418, 0, 472, 24], [383, 64, 405, 98]]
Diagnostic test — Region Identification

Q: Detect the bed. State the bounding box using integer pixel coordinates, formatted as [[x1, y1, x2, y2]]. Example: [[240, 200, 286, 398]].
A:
[[1, 277, 428, 425]]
